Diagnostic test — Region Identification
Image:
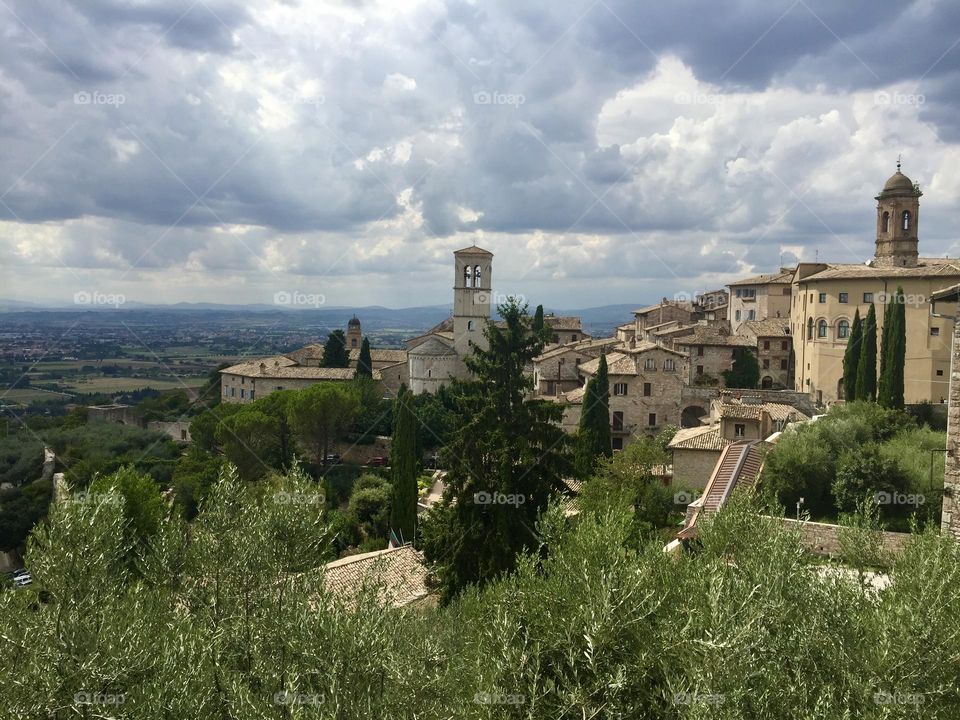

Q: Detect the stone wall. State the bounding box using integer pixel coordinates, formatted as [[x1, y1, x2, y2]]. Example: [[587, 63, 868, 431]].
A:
[[776, 517, 912, 557], [944, 303, 960, 540]]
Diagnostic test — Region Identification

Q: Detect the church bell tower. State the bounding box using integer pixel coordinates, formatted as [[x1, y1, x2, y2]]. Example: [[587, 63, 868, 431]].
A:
[[874, 159, 922, 269], [452, 245, 493, 356]]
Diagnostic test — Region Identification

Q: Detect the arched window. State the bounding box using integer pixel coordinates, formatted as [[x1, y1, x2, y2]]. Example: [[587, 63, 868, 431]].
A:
[[464, 265, 473, 288], [817, 320, 828, 338], [807, 318, 814, 340], [902, 210, 911, 232], [473, 265, 482, 287], [882, 211, 890, 233], [837, 319, 850, 339], [467, 320, 475, 330]]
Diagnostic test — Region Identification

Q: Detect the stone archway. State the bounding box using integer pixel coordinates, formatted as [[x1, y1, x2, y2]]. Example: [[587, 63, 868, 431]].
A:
[[681, 405, 708, 428], [761, 375, 774, 389]]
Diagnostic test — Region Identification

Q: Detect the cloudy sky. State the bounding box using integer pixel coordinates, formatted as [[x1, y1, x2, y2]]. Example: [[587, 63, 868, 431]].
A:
[[2, 0, 960, 309]]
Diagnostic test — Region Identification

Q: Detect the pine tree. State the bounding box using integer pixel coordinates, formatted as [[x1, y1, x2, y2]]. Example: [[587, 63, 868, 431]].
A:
[[389, 385, 418, 544], [855, 303, 878, 401], [421, 298, 572, 601], [321, 329, 350, 368], [356, 337, 373, 378], [842, 308, 862, 401], [878, 287, 906, 408], [722, 348, 760, 389], [575, 354, 612, 478]]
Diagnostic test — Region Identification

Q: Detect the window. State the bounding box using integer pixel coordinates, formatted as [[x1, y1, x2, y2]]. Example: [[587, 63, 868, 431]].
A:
[[643, 382, 652, 397], [734, 423, 746, 438], [612, 437, 623, 451], [546, 380, 556, 396], [763, 340, 770, 350], [817, 320, 828, 338], [863, 292, 873, 303], [807, 318, 814, 340], [241, 376, 245, 384], [696, 365, 704, 375], [571, 334, 577, 342], [276, 386, 284, 391], [664, 359, 675, 371], [882, 211, 890, 233], [780, 359, 788, 370], [748, 309, 756, 320], [763, 359, 770, 369], [612, 411, 624, 431], [839, 293, 848, 304], [931, 327, 940, 336], [249, 390, 255, 401], [697, 346, 704, 357], [902, 210, 911, 232], [240, 389, 245, 399], [614, 382, 628, 396], [230, 387, 235, 397], [648, 413, 657, 427], [467, 320, 475, 330], [224, 386, 228, 396], [644, 358, 655, 370], [838, 319, 850, 338], [464, 266, 473, 287], [474, 265, 482, 286], [818, 292, 827, 303], [735, 309, 741, 321], [781, 340, 789, 351], [937, 369, 944, 376]]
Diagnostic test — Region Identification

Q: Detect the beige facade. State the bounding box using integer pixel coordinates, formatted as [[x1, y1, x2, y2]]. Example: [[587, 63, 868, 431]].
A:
[[740, 319, 793, 389], [930, 284, 960, 539], [728, 269, 794, 334]]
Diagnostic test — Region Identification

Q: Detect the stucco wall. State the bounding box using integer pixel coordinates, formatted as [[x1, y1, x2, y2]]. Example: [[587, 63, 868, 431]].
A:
[[671, 449, 721, 491], [776, 517, 911, 557]]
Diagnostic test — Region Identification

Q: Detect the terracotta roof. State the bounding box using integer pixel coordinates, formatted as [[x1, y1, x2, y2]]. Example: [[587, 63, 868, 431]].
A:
[[718, 400, 809, 422], [800, 259, 960, 281], [323, 545, 430, 608], [349, 348, 408, 363], [740, 319, 791, 338], [668, 425, 729, 451], [408, 336, 457, 357], [728, 268, 795, 286], [633, 300, 694, 316], [221, 363, 373, 381], [673, 325, 754, 347], [560, 386, 586, 404], [543, 315, 584, 331]]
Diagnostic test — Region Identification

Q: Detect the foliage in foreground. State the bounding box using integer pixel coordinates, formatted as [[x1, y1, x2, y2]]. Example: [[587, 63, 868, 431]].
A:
[[2, 464, 960, 718]]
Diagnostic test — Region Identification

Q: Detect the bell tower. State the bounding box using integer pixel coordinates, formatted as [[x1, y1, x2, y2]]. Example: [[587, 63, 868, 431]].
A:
[[874, 159, 921, 269], [453, 245, 493, 356]]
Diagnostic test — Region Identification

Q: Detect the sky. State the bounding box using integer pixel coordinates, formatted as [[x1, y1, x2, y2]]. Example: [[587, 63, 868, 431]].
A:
[[2, 0, 960, 310]]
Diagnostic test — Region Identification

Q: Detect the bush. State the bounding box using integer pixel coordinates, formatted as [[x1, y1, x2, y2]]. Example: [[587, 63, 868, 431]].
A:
[[832, 443, 910, 514]]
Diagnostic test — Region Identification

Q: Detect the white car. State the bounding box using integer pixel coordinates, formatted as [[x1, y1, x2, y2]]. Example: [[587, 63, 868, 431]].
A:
[[12, 570, 32, 588]]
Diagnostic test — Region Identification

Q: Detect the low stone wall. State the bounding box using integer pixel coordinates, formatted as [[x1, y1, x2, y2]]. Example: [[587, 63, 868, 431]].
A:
[[776, 517, 912, 557]]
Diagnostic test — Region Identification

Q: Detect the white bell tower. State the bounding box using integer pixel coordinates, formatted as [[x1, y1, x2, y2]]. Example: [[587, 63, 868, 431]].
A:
[[453, 245, 493, 356]]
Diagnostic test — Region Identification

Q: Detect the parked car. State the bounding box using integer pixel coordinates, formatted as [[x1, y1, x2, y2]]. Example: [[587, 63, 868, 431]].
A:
[[12, 570, 32, 588], [367, 456, 388, 467], [324, 454, 342, 466]]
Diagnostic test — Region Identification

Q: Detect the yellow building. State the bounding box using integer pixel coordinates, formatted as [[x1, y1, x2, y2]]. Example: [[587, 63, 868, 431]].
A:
[[791, 166, 960, 405]]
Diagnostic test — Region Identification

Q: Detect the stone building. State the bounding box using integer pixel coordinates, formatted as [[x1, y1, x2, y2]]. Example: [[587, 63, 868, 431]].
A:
[[740, 319, 793, 389], [728, 268, 794, 333], [558, 343, 687, 449], [929, 284, 960, 540], [532, 337, 619, 397], [673, 324, 755, 386], [791, 167, 960, 405], [346, 316, 363, 349], [632, 300, 696, 336]]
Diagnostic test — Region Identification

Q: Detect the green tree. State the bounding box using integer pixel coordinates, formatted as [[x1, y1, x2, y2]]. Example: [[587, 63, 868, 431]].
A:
[[349, 473, 392, 542], [389, 385, 418, 544], [842, 308, 862, 401], [89, 465, 164, 545], [421, 298, 572, 601], [832, 443, 910, 513], [322, 329, 350, 368], [878, 287, 907, 409], [575, 354, 611, 478], [253, 390, 297, 468], [532, 304, 545, 334], [171, 448, 224, 520], [215, 407, 280, 481], [356, 337, 374, 378], [287, 383, 360, 465], [855, 303, 878, 401], [723, 348, 760, 388]]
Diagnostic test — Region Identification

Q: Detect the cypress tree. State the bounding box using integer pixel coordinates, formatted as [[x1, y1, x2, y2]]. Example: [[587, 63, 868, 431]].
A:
[[855, 303, 878, 401], [356, 337, 373, 378], [532, 304, 545, 333], [389, 385, 418, 544], [575, 354, 612, 478], [878, 287, 906, 408], [842, 308, 862, 401], [321, 329, 350, 368]]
